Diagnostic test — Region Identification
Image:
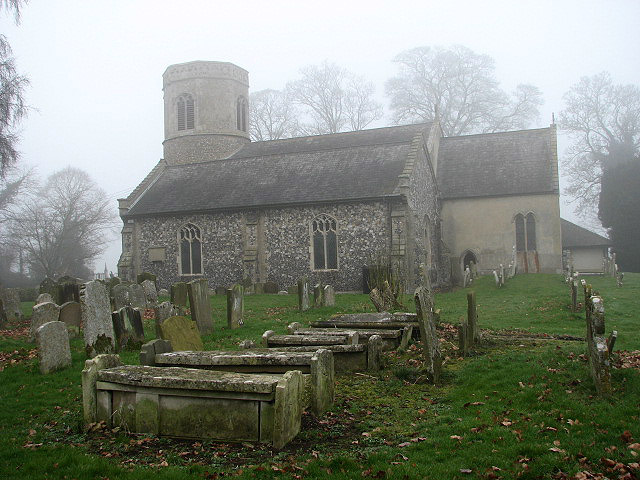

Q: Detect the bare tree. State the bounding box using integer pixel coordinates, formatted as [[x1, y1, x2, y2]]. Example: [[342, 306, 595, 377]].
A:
[[559, 72, 640, 220], [249, 89, 300, 141], [5, 167, 117, 279], [287, 61, 383, 135], [385, 45, 543, 137], [0, 0, 29, 177]]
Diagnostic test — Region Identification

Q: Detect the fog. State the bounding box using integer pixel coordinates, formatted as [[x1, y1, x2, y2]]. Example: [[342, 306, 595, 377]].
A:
[[2, 0, 639, 273]]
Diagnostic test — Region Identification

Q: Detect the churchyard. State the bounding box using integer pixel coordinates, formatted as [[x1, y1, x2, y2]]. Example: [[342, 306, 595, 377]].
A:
[[0, 273, 639, 479]]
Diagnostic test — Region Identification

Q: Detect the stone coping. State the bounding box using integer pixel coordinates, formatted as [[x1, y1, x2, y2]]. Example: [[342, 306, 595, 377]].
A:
[[97, 365, 282, 394], [155, 350, 325, 367]]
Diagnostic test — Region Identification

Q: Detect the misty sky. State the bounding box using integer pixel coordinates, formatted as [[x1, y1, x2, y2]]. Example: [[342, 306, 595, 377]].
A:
[[2, 0, 639, 273]]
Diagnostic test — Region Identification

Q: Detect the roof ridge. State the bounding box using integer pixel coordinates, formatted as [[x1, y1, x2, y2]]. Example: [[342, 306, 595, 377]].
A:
[[443, 126, 552, 140]]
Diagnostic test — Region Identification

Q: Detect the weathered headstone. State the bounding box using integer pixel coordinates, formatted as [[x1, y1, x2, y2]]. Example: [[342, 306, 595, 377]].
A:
[[158, 288, 169, 297], [112, 284, 132, 311], [129, 283, 147, 309], [469, 260, 478, 279], [171, 282, 189, 307], [462, 267, 471, 288], [37, 293, 55, 305], [0, 299, 7, 328], [458, 320, 470, 357], [571, 277, 579, 312], [616, 272, 624, 287], [57, 276, 81, 304], [0, 287, 22, 320], [587, 296, 611, 394], [137, 271, 157, 286], [467, 291, 480, 344], [39, 277, 59, 304], [493, 270, 500, 287], [81, 280, 116, 358], [298, 277, 310, 312], [226, 284, 244, 329], [154, 301, 181, 338], [141, 279, 158, 306], [59, 301, 82, 338], [187, 279, 213, 335], [30, 302, 61, 341], [139, 339, 173, 366], [112, 306, 145, 351], [414, 286, 441, 383], [159, 316, 203, 351], [499, 264, 505, 286], [323, 285, 335, 306], [313, 283, 324, 307], [82, 354, 122, 424], [35, 321, 71, 374]]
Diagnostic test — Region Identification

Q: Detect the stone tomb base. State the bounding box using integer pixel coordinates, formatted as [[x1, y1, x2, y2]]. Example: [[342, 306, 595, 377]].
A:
[[94, 365, 303, 449]]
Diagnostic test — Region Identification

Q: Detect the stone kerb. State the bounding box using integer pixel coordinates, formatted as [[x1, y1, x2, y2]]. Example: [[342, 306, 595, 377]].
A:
[[59, 301, 82, 338], [159, 315, 203, 351], [81, 280, 116, 358], [227, 284, 244, 329], [35, 321, 72, 374], [298, 277, 309, 311], [30, 302, 61, 342], [81, 354, 123, 424], [187, 279, 213, 335], [414, 286, 441, 383]]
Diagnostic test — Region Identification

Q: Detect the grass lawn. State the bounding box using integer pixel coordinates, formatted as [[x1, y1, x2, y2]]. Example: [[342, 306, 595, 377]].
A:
[[0, 273, 638, 479]]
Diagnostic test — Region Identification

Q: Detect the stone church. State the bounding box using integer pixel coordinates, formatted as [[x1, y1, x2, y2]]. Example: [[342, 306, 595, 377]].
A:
[[117, 61, 563, 291]]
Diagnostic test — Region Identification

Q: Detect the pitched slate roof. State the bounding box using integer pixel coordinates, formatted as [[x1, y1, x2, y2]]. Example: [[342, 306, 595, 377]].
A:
[[561, 219, 611, 248], [125, 124, 428, 217], [437, 127, 557, 199]]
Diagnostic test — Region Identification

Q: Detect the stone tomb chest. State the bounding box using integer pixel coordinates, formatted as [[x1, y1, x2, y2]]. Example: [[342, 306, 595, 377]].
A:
[[94, 365, 303, 448]]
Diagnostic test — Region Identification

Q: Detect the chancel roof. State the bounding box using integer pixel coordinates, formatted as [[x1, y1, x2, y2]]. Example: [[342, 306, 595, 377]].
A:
[[561, 219, 611, 248], [437, 127, 557, 199], [125, 124, 429, 217]]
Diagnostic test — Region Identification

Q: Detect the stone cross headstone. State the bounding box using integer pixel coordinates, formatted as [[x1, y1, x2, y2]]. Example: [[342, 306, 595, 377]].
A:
[[111, 306, 145, 351], [227, 284, 244, 329], [59, 301, 82, 338], [141, 279, 158, 307], [153, 301, 181, 338], [81, 280, 116, 358], [159, 315, 203, 351], [298, 277, 310, 311], [30, 302, 61, 341], [313, 283, 324, 307], [467, 291, 479, 345], [112, 284, 132, 311], [414, 286, 441, 383], [170, 282, 189, 308], [323, 285, 335, 306], [35, 321, 71, 374], [129, 283, 147, 309], [37, 293, 55, 305], [187, 279, 213, 335]]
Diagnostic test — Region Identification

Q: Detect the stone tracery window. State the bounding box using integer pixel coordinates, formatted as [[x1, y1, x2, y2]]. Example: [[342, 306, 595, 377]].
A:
[[236, 96, 248, 132], [179, 223, 202, 275], [311, 214, 338, 270], [177, 93, 194, 131]]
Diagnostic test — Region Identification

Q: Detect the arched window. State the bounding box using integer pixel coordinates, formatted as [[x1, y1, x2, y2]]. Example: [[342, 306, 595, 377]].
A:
[[177, 94, 194, 131], [515, 213, 536, 252], [515, 214, 526, 252], [311, 214, 338, 270], [236, 96, 247, 132], [179, 223, 202, 275], [526, 213, 537, 251]]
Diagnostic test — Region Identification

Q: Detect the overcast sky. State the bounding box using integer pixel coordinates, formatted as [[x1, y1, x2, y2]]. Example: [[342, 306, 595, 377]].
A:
[[3, 0, 640, 273]]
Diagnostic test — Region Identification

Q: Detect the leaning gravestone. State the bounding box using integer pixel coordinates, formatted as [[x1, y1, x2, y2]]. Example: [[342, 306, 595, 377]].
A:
[[112, 306, 145, 351], [82, 280, 116, 358], [298, 277, 310, 311], [313, 284, 324, 307], [59, 301, 82, 338], [227, 284, 244, 329], [414, 286, 441, 383], [129, 283, 147, 309], [35, 321, 72, 374], [112, 284, 131, 310], [154, 301, 181, 338], [37, 293, 55, 305], [187, 279, 213, 335], [171, 282, 189, 308], [159, 316, 203, 351], [30, 302, 61, 341], [324, 285, 336, 306], [141, 279, 158, 306]]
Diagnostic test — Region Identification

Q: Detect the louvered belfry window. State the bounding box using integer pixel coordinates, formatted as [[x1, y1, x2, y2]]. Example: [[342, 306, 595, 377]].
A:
[[311, 214, 338, 270], [177, 94, 194, 131], [179, 223, 202, 275]]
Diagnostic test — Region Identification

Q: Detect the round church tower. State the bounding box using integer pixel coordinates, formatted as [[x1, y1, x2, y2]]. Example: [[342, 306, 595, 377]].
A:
[[162, 61, 250, 165]]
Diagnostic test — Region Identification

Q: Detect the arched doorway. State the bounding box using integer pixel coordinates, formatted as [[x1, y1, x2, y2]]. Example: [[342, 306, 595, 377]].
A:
[[461, 251, 477, 271]]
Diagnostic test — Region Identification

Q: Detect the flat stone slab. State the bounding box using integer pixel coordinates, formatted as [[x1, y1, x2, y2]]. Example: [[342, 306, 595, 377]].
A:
[[263, 331, 358, 347], [290, 326, 410, 351], [311, 312, 419, 338]]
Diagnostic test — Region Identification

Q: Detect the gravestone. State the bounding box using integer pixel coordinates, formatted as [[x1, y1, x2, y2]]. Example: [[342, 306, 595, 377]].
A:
[[158, 288, 169, 297], [227, 284, 244, 329], [137, 272, 157, 286], [313, 283, 324, 307], [467, 291, 480, 344], [112, 306, 145, 350], [30, 302, 61, 341], [141, 279, 158, 306], [0, 288, 22, 320], [159, 316, 203, 351], [298, 277, 310, 311], [171, 282, 189, 307], [81, 280, 116, 358], [112, 284, 131, 311], [39, 277, 60, 304], [35, 321, 71, 374], [37, 293, 55, 305], [499, 264, 505, 286], [0, 299, 7, 328], [154, 301, 181, 338], [139, 339, 173, 366], [187, 279, 213, 335], [587, 296, 611, 394], [414, 286, 441, 383], [462, 267, 471, 288], [469, 260, 478, 279], [264, 281, 279, 294], [616, 272, 624, 287], [129, 283, 147, 309], [493, 270, 500, 287], [59, 301, 82, 338], [324, 285, 336, 306], [82, 354, 123, 424], [57, 276, 81, 304]]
